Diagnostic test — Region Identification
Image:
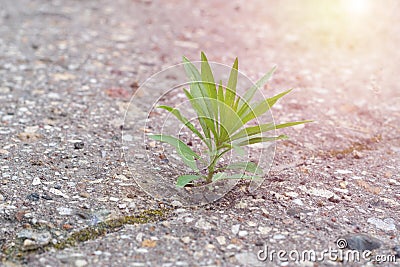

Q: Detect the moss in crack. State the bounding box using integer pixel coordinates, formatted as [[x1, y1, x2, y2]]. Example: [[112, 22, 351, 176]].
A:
[[53, 209, 169, 250], [2, 208, 171, 263], [322, 134, 382, 158]]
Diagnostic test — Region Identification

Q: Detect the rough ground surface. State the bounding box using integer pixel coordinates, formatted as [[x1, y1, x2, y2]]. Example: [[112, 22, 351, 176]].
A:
[[1, 0, 400, 266]]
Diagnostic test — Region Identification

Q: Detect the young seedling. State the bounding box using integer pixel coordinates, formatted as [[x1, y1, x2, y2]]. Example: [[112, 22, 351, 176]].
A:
[[149, 52, 311, 187]]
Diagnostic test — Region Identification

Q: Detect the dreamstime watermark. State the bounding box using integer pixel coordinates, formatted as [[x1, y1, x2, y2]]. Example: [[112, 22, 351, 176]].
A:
[[257, 238, 397, 264]]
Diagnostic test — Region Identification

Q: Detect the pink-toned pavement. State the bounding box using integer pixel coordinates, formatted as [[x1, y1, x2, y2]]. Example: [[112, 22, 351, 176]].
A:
[[0, 0, 399, 266]]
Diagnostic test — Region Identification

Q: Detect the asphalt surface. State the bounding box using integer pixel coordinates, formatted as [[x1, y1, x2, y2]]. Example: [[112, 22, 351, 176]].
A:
[[1, 0, 399, 266]]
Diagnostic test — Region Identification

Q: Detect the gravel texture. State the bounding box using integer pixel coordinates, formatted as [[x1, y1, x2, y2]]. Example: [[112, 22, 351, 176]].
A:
[[1, 0, 399, 266]]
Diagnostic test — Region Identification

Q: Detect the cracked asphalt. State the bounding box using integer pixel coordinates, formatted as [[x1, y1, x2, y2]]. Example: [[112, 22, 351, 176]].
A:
[[1, 0, 400, 266]]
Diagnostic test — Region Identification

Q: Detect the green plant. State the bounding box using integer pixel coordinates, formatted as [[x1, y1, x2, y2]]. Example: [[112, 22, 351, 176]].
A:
[[149, 52, 311, 187]]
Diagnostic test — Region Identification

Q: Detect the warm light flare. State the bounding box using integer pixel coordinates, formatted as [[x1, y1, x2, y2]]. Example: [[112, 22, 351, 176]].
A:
[[342, 0, 371, 15]]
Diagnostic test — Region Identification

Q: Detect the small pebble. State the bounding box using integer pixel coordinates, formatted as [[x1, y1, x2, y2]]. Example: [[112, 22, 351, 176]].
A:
[[49, 188, 69, 198], [32, 177, 41, 186], [0, 87, 11, 93], [273, 234, 286, 240], [128, 202, 136, 209], [27, 192, 40, 201], [393, 245, 400, 258], [195, 218, 213, 230], [75, 259, 88, 267], [367, 217, 396, 231], [258, 226, 272, 235], [181, 236, 191, 244], [292, 199, 304, 206], [339, 181, 348, 189], [335, 169, 353, 174], [136, 233, 144, 242], [0, 149, 9, 157], [205, 244, 215, 251], [79, 192, 90, 198], [171, 200, 183, 207], [22, 239, 37, 250], [54, 184, 62, 189], [122, 134, 133, 142], [238, 230, 248, 237], [216, 236, 226, 245], [41, 194, 52, 200], [342, 234, 381, 251], [57, 207, 73, 216], [235, 201, 248, 209], [74, 142, 84, 149], [62, 224, 73, 230], [353, 150, 363, 159], [284, 191, 299, 198], [231, 224, 240, 235]]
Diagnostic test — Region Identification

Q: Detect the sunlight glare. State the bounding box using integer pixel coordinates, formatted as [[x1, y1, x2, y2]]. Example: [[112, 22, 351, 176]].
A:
[[343, 0, 370, 15]]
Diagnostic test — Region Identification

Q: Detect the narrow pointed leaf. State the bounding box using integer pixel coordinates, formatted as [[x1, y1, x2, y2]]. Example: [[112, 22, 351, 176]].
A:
[[148, 134, 199, 171], [183, 56, 214, 121], [212, 98, 244, 143], [274, 120, 313, 129], [242, 89, 292, 124], [202, 116, 219, 143], [183, 88, 212, 145], [200, 52, 218, 119], [219, 142, 245, 156], [230, 120, 311, 141], [158, 105, 205, 142], [230, 122, 275, 141], [225, 162, 263, 175], [213, 173, 261, 181], [236, 134, 288, 146], [232, 144, 245, 156], [176, 174, 204, 187], [225, 57, 238, 109], [238, 66, 276, 112], [217, 80, 225, 137], [217, 80, 225, 103]]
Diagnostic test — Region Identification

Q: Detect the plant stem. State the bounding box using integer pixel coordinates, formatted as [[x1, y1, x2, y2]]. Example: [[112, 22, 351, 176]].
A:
[[206, 165, 214, 183], [206, 150, 219, 183]]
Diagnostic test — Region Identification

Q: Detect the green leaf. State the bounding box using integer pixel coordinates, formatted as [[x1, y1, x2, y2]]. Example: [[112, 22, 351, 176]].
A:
[[236, 134, 288, 146], [211, 98, 244, 143], [230, 120, 311, 141], [225, 161, 263, 175], [183, 56, 214, 122], [176, 174, 204, 187], [244, 66, 276, 103], [237, 66, 277, 117], [219, 142, 245, 156], [232, 144, 245, 156], [242, 89, 292, 124], [211, 172, 226, 182], [200, 52, 218, 120], [217, 81, 226, 138], [225, 57, 238, 109], [148, 134, 200, 171], [202, 116, 219, 144], [158, 105, 205, 142], [183, 88, 212, 144], [217, 80, 225, 103], [274, 120, 313, 129], [212, 172, 261, 181], [230, 122, 275, 141]]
